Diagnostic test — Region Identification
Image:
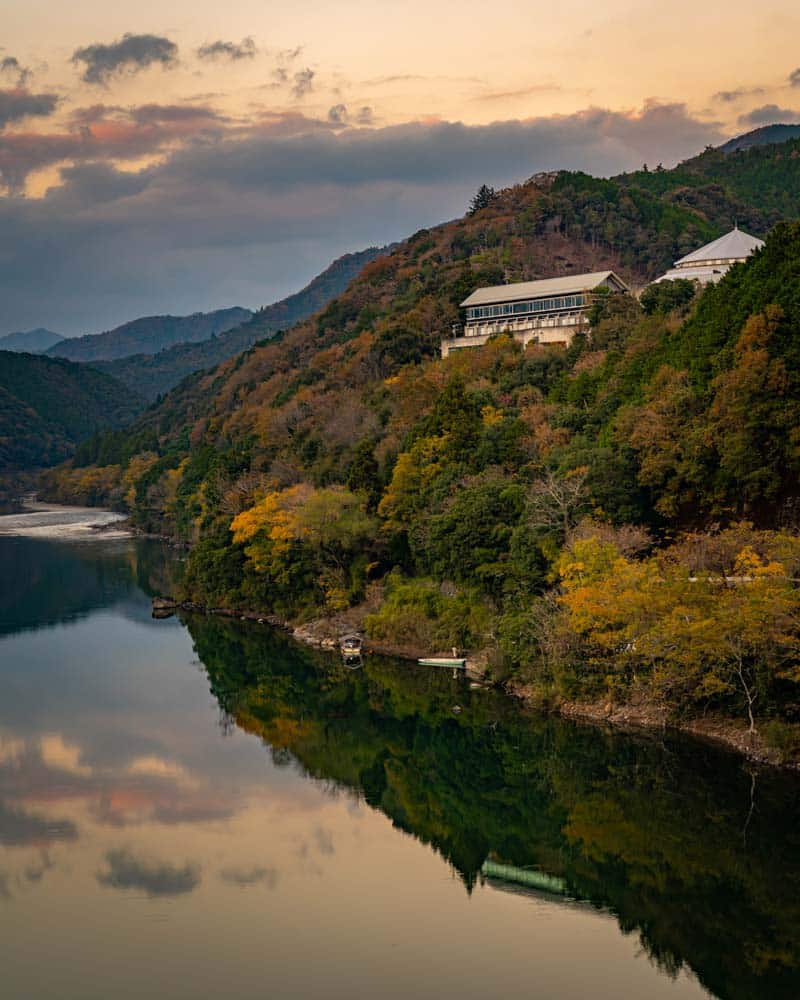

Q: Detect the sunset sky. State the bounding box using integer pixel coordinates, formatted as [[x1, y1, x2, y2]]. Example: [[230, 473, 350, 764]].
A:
[[3, 0, 800, 335]]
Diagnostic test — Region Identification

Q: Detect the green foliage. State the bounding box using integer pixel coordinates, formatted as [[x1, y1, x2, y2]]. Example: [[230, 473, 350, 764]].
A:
[[0, 351, 143, 470], [640, 279, 697, 316]]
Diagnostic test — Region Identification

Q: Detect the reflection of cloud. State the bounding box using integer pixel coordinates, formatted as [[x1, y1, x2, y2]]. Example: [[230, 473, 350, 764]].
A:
[[0, 799, 78, 847], [219, 865, 278, 888], [313, 826, 334, 855], [40, 734, 91, 777], [127, 755, 190, 781], [97, 848, 200, 897], [71, 33, 179, 85]]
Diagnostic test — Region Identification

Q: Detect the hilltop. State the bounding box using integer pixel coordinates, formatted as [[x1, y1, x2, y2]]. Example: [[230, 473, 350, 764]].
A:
[[90, 246, 391, 401], [0, 352, 143, 470], [48, 307, 252, 363], [0, 328, 64, 353]]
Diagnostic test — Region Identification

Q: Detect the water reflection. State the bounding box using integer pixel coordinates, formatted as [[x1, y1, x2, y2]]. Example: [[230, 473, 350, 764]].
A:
[[1, 526, 799, 999], [189, 616, 800, 1000]]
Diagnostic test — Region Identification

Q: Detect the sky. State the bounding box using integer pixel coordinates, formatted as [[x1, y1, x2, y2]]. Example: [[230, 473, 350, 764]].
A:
[[2, 0, 800, 336]]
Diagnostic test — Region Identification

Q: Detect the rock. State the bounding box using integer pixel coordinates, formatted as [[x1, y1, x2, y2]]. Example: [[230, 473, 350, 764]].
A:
[[152, 596, 177, 610]]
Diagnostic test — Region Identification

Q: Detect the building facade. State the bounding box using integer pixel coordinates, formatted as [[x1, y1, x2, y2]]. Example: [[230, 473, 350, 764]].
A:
[[652, 226, 764, 285], [441, 270, 629, 358]]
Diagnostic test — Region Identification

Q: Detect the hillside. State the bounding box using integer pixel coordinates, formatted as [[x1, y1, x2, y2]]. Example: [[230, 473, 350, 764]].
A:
[[0, 352, 143, 470], [616, 134, 800, 225], [48, 307, 252, 363], [0, 328, 64, 353], [719, 123, 800, 154], [40, 143, 800, 740], [90, 246, 391, 401]]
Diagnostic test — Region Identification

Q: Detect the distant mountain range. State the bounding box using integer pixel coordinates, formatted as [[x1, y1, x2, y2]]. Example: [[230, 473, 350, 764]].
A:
[[89, 246, 391, 401], [0, 328, 64, 353], [47, 307, 253, 363], [0, 351, 142, 470]]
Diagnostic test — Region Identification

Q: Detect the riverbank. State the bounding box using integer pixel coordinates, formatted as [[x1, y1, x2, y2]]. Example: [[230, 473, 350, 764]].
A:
[[153, 592, 799, 769], [510, 681, 800, 770]]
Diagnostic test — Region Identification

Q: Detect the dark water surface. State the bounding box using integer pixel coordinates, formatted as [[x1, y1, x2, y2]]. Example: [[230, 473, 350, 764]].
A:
[[1, 515, 799, 1000]]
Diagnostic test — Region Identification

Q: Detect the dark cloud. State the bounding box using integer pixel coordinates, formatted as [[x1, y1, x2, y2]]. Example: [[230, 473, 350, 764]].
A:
[[738, 104, 800, 126], [0, 101, 723, 335], [713, 86, 765, 103], [97, 848, 200, 897], [0, 88, 59, 130], [0, 799, 78, 847], [219, 865, 278, 888], [197, 38, 257, 61], [328, 103, 347, 126], [790, 68, 800, 88], [1, 57, 32, 87], [292, 68, 315, 98], [0, 102, 225, 191], [71, 33, 178, 85]]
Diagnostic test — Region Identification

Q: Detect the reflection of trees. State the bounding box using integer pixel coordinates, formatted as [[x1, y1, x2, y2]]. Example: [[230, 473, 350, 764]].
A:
[[0, 536, 182, 637], [187, 614, 800, 1000]]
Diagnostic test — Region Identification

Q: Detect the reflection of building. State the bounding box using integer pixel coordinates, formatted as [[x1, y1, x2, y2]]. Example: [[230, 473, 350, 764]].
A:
[[441, 270, 629, 358], [653, 226, 764, 285]]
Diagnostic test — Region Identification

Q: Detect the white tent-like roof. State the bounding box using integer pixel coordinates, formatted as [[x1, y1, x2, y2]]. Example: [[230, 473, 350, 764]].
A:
[[674, 227, 764, 266]]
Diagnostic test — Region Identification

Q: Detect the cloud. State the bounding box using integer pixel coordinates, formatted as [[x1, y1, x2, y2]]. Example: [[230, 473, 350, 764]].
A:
[[0, 799, 78, 847], [0, 88, 59, 130], [790, 68, 800, 88], [71, 33, 178, 85], [197, 38, 257, 62], [713, 86, 765, 103], [97, 848, 200, 896], [1, 57, 32, 88], [292, 68, 315, 99], [328, 103, 347, 126], [475, 84, 565, 102], [0, 101, 723, 335], [0, 102, 226, 191], [219, 865, 278, 888], [355, 106, 374, 125], [737, 104, 800, 126]]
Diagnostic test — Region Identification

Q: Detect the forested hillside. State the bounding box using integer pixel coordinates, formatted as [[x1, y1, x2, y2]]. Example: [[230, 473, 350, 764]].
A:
[[41, 141, 800, 742], [90, 246, 391, 401], [0, 352, 143, 470], [48, 307, 252, 363]]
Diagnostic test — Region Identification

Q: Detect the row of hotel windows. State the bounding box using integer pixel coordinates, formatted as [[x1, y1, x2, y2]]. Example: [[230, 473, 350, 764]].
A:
[[466, 293, 587, 321]]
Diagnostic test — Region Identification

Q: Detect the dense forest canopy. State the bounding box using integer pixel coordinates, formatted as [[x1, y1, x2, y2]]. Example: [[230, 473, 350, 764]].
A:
[[40, 136, 800, 740]]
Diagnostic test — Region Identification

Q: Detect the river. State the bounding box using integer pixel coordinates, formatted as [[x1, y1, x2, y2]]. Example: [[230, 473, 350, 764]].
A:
[[0, 507, 798, 999]]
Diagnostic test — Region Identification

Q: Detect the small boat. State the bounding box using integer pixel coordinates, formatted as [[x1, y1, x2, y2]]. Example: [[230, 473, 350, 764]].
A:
[[340, 635, 363, 656], [418, 657, 466, 668]]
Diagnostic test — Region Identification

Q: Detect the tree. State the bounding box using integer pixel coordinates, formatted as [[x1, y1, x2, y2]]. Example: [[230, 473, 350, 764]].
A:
[[468, 184, 497, 215]]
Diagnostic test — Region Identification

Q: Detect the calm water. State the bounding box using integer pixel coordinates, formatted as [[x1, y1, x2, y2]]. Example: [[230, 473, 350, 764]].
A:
[[1, 511, 799, 1000]]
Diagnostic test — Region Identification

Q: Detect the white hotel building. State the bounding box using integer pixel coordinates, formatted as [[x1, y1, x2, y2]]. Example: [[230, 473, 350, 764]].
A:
[[440, 270, 630, 357]]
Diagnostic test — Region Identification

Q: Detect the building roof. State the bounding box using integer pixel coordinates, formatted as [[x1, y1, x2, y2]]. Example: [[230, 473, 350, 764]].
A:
[[653, 265, 730, 284], [460, 270, 628, 308], [674, 227, 764, 266]]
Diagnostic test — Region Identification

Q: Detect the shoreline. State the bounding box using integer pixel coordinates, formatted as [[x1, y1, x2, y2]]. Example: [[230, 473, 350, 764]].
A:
[[153, 595, 799, 770]]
